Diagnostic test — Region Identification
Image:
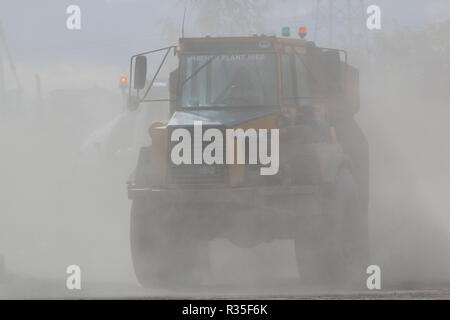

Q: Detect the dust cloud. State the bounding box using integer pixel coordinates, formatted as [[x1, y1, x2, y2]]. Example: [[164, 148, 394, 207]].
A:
[[361, 23, 450, 286], [1, 5, 450, 299]]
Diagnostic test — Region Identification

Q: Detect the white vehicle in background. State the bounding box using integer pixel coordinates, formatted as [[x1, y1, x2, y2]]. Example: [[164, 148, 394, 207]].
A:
[[78, 81, 169, 172]]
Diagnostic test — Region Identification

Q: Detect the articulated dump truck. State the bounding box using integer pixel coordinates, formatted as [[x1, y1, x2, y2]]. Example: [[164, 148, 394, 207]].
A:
[[126, 34, 369, 287]]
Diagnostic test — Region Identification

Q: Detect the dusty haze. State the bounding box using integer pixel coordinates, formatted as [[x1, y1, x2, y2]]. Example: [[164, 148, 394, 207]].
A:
[[1, 1, 450, 298]]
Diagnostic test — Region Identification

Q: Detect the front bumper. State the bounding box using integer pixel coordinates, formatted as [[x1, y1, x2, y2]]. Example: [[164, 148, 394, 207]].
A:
[[128, 184, 321, 218]]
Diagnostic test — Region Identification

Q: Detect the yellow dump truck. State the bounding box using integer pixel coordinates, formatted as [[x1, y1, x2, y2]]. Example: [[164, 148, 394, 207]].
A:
[[126, 33, 369, 287]]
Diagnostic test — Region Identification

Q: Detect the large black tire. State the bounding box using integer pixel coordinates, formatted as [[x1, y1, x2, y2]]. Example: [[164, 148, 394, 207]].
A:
[[130, 198, 209, 288], [294, 168, 369, 287]]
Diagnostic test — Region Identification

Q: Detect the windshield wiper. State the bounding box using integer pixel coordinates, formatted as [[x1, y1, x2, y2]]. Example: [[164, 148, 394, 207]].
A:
[[180, 55, 219, 88]]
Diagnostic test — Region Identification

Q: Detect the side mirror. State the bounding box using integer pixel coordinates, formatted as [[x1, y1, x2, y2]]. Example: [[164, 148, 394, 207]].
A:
[[134, 55, 147, 90]]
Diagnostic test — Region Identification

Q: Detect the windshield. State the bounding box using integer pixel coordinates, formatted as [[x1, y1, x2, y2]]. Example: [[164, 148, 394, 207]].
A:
[[178, 53, 278, 108]]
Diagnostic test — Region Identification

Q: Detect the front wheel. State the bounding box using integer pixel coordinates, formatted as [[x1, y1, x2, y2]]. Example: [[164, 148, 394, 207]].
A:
[[130, 198, 209, 288]]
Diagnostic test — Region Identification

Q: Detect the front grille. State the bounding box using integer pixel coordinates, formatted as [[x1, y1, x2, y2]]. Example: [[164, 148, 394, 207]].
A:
[[168, 164, 227, 185], [167, 125, 227, 185]]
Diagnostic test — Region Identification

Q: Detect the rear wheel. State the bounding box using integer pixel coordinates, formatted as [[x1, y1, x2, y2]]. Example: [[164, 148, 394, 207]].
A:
[[294, 168, 368, 287], [130, 198, 209, 288]]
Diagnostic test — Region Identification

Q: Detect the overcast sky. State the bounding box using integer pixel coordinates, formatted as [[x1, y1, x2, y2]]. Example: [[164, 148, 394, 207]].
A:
[[1, 0, 449, 90]]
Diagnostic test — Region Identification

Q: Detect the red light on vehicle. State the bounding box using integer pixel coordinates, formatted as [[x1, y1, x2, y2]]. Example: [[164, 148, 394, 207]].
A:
[[298, 27, 307, 39], [119, 75, 128, 89], [119, 76, 128, 84]]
